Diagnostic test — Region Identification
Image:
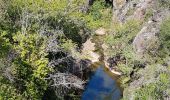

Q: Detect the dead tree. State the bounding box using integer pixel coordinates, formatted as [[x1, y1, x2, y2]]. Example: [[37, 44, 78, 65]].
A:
[[47, 73, 85, 89]]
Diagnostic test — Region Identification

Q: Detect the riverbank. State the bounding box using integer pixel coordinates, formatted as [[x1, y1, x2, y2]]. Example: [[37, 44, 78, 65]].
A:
[[81, 34, 122, 76]]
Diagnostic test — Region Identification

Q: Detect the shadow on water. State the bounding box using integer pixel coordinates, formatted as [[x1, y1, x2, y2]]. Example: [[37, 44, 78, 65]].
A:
[[82, 64, 122, 100]]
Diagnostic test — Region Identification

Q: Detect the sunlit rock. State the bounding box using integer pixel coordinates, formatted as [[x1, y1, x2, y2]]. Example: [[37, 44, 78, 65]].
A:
[[82, 38, 100, 63], [95, 28, 106, 35]]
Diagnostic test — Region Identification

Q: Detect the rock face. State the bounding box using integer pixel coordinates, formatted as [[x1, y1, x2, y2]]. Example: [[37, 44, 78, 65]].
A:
[[133, 23, 158, 56], [112, 0, 170, 57], [132, 0, 153, 20], [112, 0, 154, 22], [133, 9, 170, 57]]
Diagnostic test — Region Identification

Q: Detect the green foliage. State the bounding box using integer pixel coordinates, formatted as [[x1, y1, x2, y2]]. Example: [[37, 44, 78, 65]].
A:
[[99, 20, 142, 90], [10, 0, 76, 13], [0, 77, 24, 100], [0, 31, 11, 58], [61, 39, 77, 52], [135, 83, 162, 100], [123, 63, 170, 100], [10, 31, 49, 99], [0, 0, 92, 99], [114, 19, 141, 41], [134, 72, 170, 100], [90, 1, 104, 20], [60, 39, 83, 60], [3, 0, 170, 99], [159, 17, 170, 57], [105, 19, 141, 50], [83, 0, 112, 29], [104, 19, 141, 77], [119, 64, 133, 76]]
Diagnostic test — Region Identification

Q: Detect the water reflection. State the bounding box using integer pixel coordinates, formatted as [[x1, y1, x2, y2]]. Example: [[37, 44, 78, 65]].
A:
[[82, 66, 122, 100]]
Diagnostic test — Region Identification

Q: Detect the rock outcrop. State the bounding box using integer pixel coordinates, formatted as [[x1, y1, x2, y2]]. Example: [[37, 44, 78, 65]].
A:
[[111, 0, 170, 58], [133, 9, 170, 57], [112, 0, 154, 22]]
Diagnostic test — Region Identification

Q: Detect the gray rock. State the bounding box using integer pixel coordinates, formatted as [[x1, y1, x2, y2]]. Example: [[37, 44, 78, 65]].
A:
[[133, 9, 170, 57]]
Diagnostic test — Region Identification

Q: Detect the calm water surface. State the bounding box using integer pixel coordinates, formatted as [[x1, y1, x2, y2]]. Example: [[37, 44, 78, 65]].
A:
[[82, 66, 122, 100]]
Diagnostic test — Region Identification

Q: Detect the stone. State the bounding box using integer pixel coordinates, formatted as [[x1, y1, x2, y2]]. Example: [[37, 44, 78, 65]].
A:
[[82, 38, 100, 63], [95, 28, 106, 35]]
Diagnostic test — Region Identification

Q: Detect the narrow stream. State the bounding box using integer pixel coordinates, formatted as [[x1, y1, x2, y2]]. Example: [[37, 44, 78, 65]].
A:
[[82, 65, 122, 100]]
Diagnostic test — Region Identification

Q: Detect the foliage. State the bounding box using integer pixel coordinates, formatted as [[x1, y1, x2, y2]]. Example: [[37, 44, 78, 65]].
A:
[[12, 31, 49, 99], [0, 76, 25, 100], [0, 31, 11, 58], [101, 19, 144, 90], [83, 0, 112, 29], [122, 63, 170, 100], [104, 19, 141, 76], [134, 72, 170, 100], [159, 17, 170, 57], [105, 19, 141, 51], [0, 0, 93, 99]]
